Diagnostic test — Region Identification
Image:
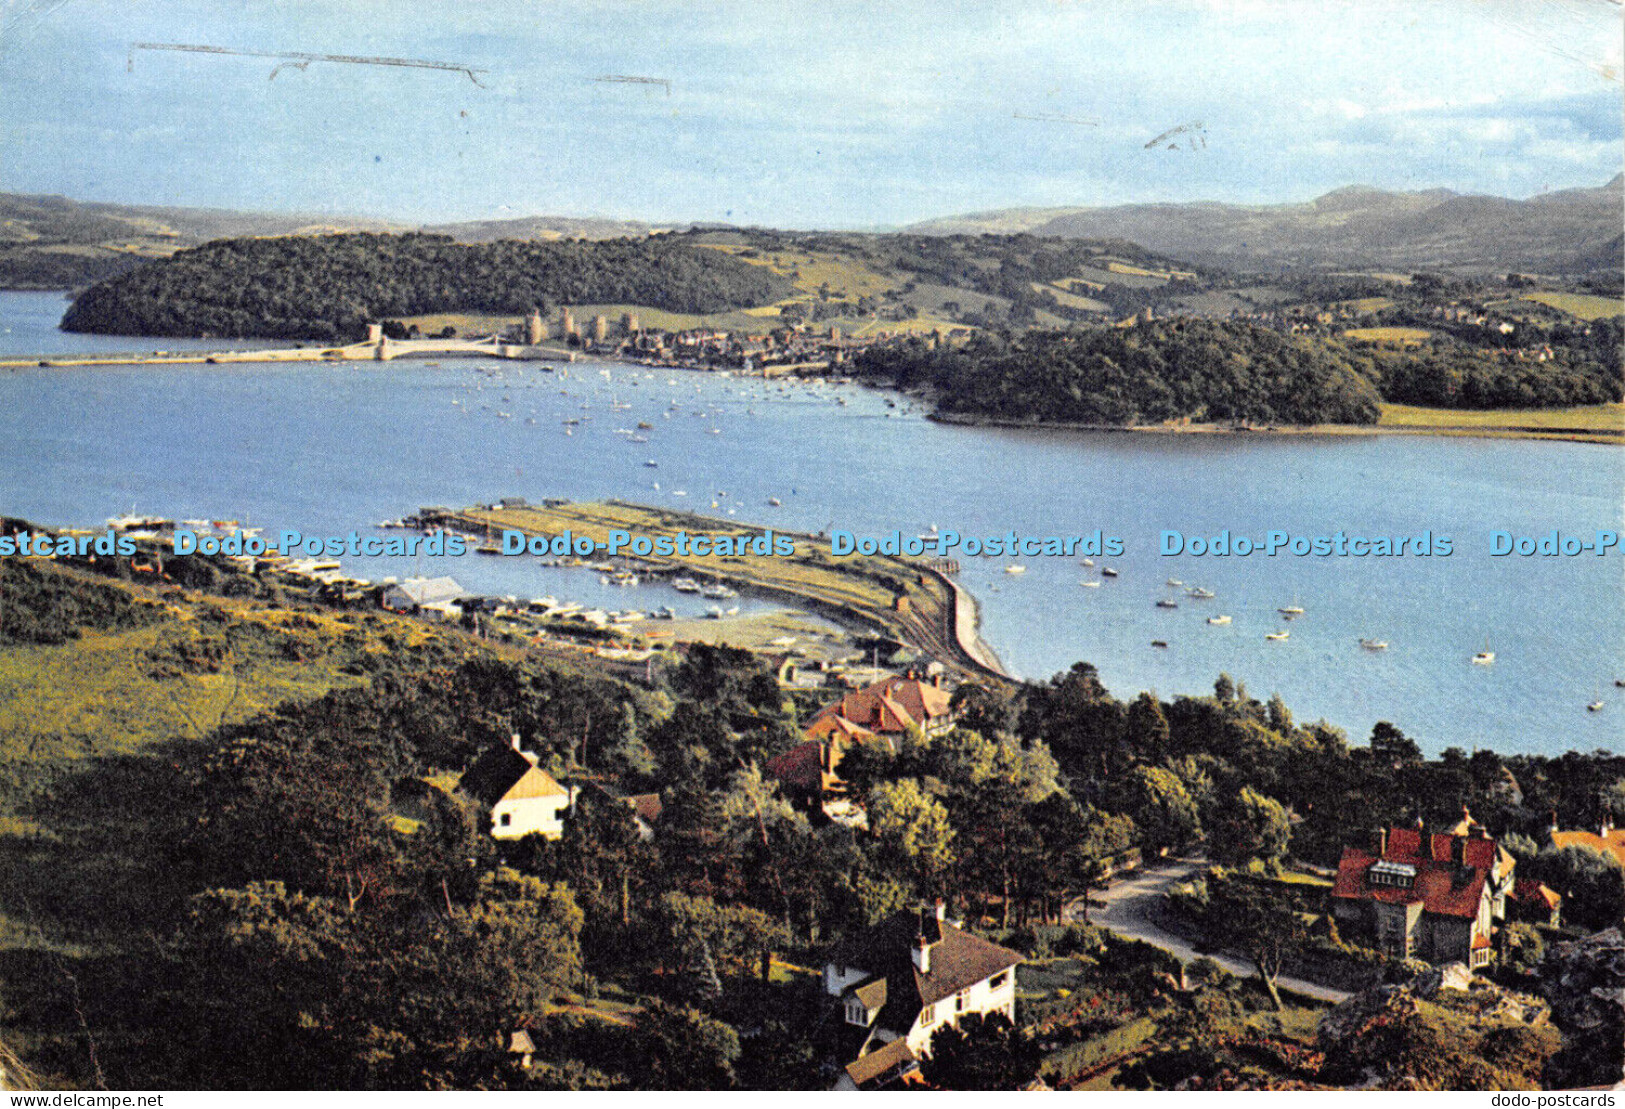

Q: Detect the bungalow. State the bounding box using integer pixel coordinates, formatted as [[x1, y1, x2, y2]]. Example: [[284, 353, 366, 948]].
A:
[[823, 902, 1021, 1090], [457, 735, 576, 840], [1331, 815, 1515, 969]]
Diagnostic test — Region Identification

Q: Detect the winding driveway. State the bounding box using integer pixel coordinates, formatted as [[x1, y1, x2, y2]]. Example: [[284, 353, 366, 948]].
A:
[[1065, 856, 1352, 1005]]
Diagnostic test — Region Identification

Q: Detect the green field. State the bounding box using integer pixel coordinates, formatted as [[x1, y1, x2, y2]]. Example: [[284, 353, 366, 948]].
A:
[[1344, 326, 1432, 343], [1379, 402, 1625, 441], [1522, 292, 1624, 321]]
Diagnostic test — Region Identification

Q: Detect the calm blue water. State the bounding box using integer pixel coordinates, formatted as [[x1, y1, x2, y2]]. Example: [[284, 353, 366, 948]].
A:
[[2, 291, 1622, 756]]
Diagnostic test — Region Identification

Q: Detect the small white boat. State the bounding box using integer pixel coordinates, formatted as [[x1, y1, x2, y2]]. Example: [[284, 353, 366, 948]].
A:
[[1004, 565, 1026, 574], [1080, 580, 1101, 588], [1156, 599, 1178, 609], [1278, 605, 1305, 616], [1360, 639, 1389, 651], [1473, 651, 1495, 665], [1587, 701, 1604, 712], [1166, 578, 1183, 587], [1265, 630, 1290, 641], [1081, 558, 1094, 567], [1101, 567, 1119, 577], [1207, 615, 1231, 625], [1186, 587, 1215, 599], [672, 577, 701, 593]]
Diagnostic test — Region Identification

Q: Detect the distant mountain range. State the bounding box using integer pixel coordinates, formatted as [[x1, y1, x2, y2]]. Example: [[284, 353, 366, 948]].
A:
[[0, 194, 666, 288], [905, 176, 1624, 275], [2, 176, 1620, 289]]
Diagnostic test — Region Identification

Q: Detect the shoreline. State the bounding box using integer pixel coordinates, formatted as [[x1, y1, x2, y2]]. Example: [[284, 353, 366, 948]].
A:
[[4, 340, 1619, 446], [927, 409, 1625, 446], [426, 500, 1014, 684]]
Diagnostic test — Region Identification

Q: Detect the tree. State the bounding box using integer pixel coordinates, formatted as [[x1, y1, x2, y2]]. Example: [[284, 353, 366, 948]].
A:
[[1126, 765, 1202, 855], [949, 681, 1020, 738], [1124, 693, 1171, 764], [634, 999, 741, 1089], [1200, 875, 1306, 1011], [1208, 787, 1291, 869], [1369, 721, 1422, 768], [1536, 843, 1625, 930], [921, 1012, 1040, 1090], [867, 779, 955, 894]]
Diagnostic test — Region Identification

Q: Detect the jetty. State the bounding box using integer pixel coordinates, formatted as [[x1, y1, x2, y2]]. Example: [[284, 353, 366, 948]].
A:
[[422, 499, 1010, 682]]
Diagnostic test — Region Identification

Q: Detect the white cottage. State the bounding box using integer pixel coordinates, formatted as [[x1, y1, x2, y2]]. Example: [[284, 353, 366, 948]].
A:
[[457, 736, 575, 840], [823, 902, 1021, 1090]]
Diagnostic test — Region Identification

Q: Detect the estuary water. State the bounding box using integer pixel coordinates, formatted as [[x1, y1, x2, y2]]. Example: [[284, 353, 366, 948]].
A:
[[3, 291, 1622, 756]]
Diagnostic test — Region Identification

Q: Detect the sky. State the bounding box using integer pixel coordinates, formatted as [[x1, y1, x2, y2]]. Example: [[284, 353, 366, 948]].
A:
[[0, 0, 1620, 228]]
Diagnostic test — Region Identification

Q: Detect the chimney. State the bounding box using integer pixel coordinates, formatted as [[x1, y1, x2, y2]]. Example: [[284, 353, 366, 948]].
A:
[[511, 732, 538, 766], [1549, 810, 1560, 837], [934, 899, 946, 923], [912, 935, 931, 974], [1374, 827, 1388, 856]]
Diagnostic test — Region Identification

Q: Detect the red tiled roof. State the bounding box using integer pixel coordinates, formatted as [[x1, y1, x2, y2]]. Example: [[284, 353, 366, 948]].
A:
[[1333, 826, 1506, 920], [626, 792, 663, 825], [812, 676, 952, 736], [1511, 878, 1561, 910], [765, 739, 824, 792]]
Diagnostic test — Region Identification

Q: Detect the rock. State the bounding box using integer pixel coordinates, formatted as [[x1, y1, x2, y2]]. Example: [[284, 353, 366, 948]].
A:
[[1534, 927, 1625, 1089]]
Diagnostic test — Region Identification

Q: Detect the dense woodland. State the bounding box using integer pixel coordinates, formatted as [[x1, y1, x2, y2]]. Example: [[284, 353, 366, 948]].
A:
[[60, 233, 795, 341], [2, 555, 1621, 1090], [853, 321, 1386, 425]]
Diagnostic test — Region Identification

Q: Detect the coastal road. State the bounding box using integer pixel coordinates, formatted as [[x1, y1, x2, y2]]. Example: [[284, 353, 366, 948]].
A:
[[1065, 857, 1352, 1005]]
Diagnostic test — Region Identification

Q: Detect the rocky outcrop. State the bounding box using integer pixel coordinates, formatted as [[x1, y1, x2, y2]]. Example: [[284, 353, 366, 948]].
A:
[[1316, 964, 1556, 1089], [1535, 927, 1625, 1090]]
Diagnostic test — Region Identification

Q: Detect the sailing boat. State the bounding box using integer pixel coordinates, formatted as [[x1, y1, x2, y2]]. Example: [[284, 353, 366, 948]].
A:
[[1472, 636, 1494, 665]]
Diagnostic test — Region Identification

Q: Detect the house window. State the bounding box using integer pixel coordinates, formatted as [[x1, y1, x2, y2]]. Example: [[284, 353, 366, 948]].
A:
[[955, 991, 966, 1013], [499, 812, 512, 827], [988, 970, 1010, 991], [920, 1003, 935, 1027], [846, 999, 867, 1026]]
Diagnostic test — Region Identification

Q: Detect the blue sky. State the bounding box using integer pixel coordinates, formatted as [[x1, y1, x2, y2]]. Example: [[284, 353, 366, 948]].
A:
[[1, 0, 1620, 227]]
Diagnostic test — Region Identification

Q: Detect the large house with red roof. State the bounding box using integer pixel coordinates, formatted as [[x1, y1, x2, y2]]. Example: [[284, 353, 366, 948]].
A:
[[767, 674, 956, 810], [823, 902, 1022, 1090], [1332, 815, 1515, 969]]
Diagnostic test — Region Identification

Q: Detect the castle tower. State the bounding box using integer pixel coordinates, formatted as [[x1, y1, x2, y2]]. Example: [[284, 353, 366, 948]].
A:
[[525, 309, 545, 345]]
